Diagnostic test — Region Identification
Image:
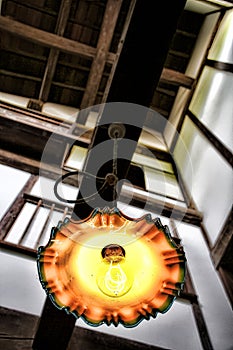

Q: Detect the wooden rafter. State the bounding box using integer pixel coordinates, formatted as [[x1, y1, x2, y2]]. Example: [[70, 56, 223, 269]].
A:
[[39, 0, 73, 102], [0, 16, 115, 63], [80, 0, 123, 110], [160, 68, 195, 89], [211, 210, 233, 268], [188, 110, 233, 167], [0, 306, 170, 350], [101, 0, 136, 105]]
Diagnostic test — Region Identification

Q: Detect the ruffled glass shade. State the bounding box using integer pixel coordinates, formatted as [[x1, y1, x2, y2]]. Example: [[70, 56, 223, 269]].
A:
[[37, 208, 185, 327]]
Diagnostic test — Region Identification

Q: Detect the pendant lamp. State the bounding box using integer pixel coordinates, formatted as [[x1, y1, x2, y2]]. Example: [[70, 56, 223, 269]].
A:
[[37, 207, 186, 327]]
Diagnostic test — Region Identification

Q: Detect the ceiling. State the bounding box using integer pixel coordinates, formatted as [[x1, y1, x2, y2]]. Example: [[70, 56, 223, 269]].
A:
[[1, 0, 231, 133]]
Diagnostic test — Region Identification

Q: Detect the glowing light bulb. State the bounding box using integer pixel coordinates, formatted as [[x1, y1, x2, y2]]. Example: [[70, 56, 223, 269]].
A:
[[97, 244, 133, 297]]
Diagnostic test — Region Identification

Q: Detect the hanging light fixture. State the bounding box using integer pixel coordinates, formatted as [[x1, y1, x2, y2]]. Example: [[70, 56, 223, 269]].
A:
[[37, 123, 186, 327], [37, 207, 185, 327]]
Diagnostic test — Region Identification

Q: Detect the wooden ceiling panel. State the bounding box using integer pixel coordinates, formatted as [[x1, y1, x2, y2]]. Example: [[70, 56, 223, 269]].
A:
[[58, 52, 92, 69], [0, 31, 50, 57], [1, 50, 46, 78], [2, 0, 58, 32], [0, 73, 41, 99], [64, 0, 106, 46], [54, 63, 89, 88], [0, 0, 209, 130], [49, 84, 84, 107]]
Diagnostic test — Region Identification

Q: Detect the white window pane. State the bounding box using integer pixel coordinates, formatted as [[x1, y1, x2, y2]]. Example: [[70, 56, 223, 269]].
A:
[[174, 116, 232, 245], [144, 167, 184, 201], [208, 9, 233, 64], [0, 164, 30, 220], [190, 66, 233, 152]]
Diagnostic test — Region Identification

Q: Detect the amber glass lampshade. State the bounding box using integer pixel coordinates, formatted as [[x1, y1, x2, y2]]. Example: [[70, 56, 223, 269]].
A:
[[37, 208, 185, 327]]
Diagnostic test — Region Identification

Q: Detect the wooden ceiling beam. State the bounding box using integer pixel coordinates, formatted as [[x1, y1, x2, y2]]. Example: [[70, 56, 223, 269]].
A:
[[80, 0, 123, 110], [160, 68, 195, 89], [39, 0, 73, 102], [0, 16, 115, 63], [211, 210, 233, 268]]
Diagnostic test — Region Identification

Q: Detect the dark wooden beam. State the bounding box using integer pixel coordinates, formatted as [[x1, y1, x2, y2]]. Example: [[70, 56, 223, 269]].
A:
[[104, 1, 187, 106], [73, 0, 187, 219], [206, 59, 233, 73], [160, 68, 195, 89], [27, 99, 43, 112], [187, 110, 233, 167], [211, 209, 233, 268], [0, 16, 115, 63], [80, 0, 123, 110], [0, 68, 41, 82], [0, 102, 71, 127], [101, 0, 136, 105], [0, 240, 37, 258], [0, 149, 60, 177], [218, 266, 233, 307], [33, 298, 76, 350], [39, 0, 73, 102], [0, 105, 90, 165], [0, 306, 170, 350], [192, 303, 214, 350]]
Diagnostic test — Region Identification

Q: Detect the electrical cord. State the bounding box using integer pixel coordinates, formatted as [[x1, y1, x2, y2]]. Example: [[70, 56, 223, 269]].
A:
[[54, 170, 107, 204]]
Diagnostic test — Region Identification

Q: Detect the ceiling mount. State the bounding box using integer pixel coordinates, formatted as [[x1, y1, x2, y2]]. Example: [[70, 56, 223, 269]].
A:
[[108, 123, 126, 139]]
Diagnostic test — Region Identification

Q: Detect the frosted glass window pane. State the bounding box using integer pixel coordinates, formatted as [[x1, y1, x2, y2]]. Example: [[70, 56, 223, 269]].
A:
[[144, 167, 184, 201], [208, 9, 233, 64], [132, 153, 173, 173], [0, 164, 30, 220], [64, 145, 88, 170], [189, 66, 233, 152], [177, 222, 233, 350], [185, 13, 219, 78], [174, 117, 233, 245], [164, 87, 190, 148], [138, 127, 167, 152]]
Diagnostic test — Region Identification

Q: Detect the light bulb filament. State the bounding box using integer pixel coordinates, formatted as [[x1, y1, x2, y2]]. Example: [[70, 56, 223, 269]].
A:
[[104, 260, 127, 296], [97, 244, 132, 297]]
